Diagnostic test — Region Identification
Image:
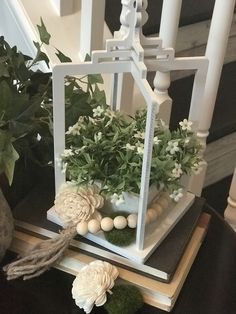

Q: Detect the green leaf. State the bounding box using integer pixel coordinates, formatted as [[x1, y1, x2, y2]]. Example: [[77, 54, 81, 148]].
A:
[[93, 84, 106, 105], [0, 131, 19, 185], [84, 54, 91, 62], [88, 73, 104, 85], [8, 120, 33, 138], [65, 92, 92, 128], [0, 81, 13, 113], [33, 41, 50, 68], [0, 63, 9, 77], [33, 41, 41, 50], [36, 51, 50, 68], [15, 97, 41, 122], [37, 17, 51, 45], [55, 49, 72, 63]]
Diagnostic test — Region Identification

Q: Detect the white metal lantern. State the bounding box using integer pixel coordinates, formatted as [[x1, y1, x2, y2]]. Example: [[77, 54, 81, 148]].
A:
[[47, 0, 209, 263]]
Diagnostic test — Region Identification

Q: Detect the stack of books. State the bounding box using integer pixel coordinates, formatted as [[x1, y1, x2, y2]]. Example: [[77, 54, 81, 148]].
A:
[[12, 185, 210, 312]]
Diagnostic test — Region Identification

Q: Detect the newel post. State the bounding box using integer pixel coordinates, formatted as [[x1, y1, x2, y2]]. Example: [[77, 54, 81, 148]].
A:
[[224, 169, 236, 231], [153, 0, 182, 124]]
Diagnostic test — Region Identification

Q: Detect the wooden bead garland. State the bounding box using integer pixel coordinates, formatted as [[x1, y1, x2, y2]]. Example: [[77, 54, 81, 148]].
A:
[[75, 193, 170, 236]]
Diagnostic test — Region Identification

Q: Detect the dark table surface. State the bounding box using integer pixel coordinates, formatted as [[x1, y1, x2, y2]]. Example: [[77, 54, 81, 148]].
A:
[[1, 204, 236, 314]]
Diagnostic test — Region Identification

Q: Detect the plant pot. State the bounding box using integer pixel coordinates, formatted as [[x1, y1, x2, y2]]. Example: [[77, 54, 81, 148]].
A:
[[104, 184, 162, 213]]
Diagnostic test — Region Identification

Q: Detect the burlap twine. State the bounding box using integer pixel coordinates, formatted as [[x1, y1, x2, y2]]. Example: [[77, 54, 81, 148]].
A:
[[3, 224, 77, 280]]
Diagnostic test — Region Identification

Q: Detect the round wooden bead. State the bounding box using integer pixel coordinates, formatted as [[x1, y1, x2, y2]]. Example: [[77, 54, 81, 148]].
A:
[[114, 216, 127, 229], [147, 208, 158, 223], [76, 221, 88, 236], [127, 214, 138, 228], [152, 203, 163, 216], [157, 197, 169, 210], [101, 217, 114, 232], [88, 219, 101, 234]]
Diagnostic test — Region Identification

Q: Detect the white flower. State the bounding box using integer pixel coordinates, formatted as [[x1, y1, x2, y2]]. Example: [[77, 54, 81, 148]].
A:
[[94, 132, 102, 142], [104, 109, 117, 127], [136, 142, 144, 155], [66, 123, 81, 136], [172, 163, 183, 178], [110, 193, 124, 206], [72, 261, 119, 314], [78, 116, 85, 123], [54, 184, 104, 224], [89, 117, 96, 124], [36, 133, 41, 141], [134, 131, 145, 139], [179, 119, 193, 131], [75, 146, 86, 154], [153, 136, 161, 145], [93, 106, 104, 117], [170, 188, 183, 202], [61, 149, 74, 158], [166, 141, 179, 155], [125, 143, 135, 150]]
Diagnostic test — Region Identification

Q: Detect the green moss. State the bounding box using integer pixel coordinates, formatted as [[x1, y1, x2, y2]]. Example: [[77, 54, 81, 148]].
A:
[[103, 211, 136, 247], [104, 285, 143, 314]]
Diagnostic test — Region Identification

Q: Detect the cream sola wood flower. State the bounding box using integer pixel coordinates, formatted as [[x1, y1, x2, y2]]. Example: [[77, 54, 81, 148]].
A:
[[54, 183, 104, 225], [72, 260, 119, 313]]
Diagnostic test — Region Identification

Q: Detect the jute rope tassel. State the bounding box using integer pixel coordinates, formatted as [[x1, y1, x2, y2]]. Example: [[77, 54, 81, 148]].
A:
[[4, 225, 77, 280], [3, 184, 104, 280]]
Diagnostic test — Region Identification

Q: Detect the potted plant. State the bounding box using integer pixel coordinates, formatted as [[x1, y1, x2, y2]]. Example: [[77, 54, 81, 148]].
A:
[[60, 104, 203, 212]]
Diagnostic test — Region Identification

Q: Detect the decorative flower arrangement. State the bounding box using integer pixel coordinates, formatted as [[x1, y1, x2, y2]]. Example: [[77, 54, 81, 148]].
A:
[[61, 106, 203, 204]]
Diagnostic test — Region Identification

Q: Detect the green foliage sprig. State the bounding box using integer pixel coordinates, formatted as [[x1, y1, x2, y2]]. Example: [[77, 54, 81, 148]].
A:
[[0, 32, 52, 184], [61, 105, 203, 200], [0, 18, 105, 185]]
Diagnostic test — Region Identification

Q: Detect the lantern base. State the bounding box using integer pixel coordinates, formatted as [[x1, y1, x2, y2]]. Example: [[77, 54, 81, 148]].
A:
[[47, 192, 195, 264]]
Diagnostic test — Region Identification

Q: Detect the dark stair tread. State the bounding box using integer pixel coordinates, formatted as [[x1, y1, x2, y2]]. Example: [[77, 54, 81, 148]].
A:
[[202, 175, 233, 216], [167, 61, 236, 143]]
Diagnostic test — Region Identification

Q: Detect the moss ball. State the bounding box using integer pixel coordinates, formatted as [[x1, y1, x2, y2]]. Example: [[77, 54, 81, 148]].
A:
[[103, 211, 136, 247], [104, 284, 143, 314]]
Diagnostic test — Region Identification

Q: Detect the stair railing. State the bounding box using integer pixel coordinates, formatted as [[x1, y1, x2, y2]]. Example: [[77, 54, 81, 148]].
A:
[[188, 0, 236, 196]]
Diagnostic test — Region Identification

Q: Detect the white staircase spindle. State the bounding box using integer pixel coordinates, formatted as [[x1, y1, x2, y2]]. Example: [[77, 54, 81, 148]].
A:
[[79, 0, 105, 60], [188, 0, 236, 196], [194, 0, 236, 145], [224, 168, 236, 231], [153, 0, 182, 124]]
